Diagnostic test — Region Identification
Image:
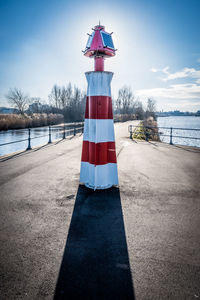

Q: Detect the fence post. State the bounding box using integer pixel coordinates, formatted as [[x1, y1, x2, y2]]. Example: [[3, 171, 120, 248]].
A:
[[48, 126, 52, 144], [170, 127, 173, 145], [26, 128, 32, 150], [82, 125, 84, 134], [74, 126, 76, 136], [129, 126, 133, 139], [63, 124, 66, 139], [145, 127, 149, 142]]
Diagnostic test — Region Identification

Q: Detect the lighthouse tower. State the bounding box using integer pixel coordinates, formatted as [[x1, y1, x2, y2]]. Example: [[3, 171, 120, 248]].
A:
[[80, 24, 118, 189]]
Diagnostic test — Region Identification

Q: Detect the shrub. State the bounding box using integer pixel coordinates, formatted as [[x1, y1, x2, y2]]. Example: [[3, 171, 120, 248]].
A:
[[132, 118, 160, 142]]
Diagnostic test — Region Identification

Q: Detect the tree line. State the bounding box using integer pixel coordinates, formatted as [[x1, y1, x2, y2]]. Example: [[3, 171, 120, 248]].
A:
[[6, 84, 156, 122], [48, 84, 86, 122], [115, 86, 156, 120]]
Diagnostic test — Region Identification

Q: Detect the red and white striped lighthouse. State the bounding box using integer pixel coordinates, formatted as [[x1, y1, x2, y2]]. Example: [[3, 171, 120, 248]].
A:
[[80, 24, 118, 189]]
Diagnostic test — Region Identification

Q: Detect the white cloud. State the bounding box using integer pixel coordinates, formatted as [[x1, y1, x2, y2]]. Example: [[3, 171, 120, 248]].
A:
[[150, 66, 169, 74], [136, 83, 200, 99], [151, 66, 200, 82], [196, 79, 200, 84]]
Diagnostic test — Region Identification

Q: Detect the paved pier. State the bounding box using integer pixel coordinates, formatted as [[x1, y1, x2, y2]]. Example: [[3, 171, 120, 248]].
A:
[[0, 121, 200, 300]]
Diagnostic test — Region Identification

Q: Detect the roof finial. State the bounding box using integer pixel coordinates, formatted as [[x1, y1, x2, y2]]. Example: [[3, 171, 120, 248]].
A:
[[99, 19, 101, 26]]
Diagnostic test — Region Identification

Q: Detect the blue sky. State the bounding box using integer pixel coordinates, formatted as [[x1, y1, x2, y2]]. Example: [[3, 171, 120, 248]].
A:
[[0, 0, 200, 111]]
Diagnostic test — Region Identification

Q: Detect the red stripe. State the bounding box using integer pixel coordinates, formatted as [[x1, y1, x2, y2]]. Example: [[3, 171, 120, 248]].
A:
[[85, 96, 113, 119], [81, 141, 117, 165]]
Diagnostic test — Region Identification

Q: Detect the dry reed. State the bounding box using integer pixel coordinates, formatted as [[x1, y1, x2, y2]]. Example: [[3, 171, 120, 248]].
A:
[[0, 113, 64, 131]]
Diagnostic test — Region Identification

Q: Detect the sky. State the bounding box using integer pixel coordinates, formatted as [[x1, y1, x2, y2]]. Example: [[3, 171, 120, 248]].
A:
[[0, 0, 200, 112]]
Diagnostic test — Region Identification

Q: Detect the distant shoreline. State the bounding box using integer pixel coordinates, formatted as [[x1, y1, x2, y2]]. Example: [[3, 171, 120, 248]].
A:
[[158, 115, 200, 117]]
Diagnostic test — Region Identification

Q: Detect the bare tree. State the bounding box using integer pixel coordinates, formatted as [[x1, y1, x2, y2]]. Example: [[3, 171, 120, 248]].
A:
[[6, 88, 30, 115], [116, 86, 135, 115], [133, 99, 145, 120], [71, 86, 82, 121], [48, 83, 86, 122], [48, 85, 61, 109], [65, 83, 72, 106], [60, 87, 67, 109], [115, 95, 121, 113], [146, 98, 156, 119]]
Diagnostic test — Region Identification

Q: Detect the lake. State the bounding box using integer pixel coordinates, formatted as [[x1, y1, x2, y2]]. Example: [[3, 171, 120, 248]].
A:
[[157, 116, 200, 147], [0, 124, 83, 156]]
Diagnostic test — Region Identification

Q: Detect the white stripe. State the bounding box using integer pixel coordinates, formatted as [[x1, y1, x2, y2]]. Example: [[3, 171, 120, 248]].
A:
[[85, 71, 113, 96], [83, 119, 115, 143], [80, 162, 118, 190]]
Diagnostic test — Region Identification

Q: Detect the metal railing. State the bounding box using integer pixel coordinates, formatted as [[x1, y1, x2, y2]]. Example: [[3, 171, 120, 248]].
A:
[[128, 124, 200, 146], [0, 123, 84, 152]]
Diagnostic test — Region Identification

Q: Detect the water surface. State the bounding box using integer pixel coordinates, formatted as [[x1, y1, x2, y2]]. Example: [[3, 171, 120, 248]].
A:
[[0, 124, 80, 156], [157, 116, 200, 147]]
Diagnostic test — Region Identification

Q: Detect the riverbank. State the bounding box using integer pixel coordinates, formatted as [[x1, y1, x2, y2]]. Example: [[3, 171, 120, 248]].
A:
[[0, 121, 199, 299]]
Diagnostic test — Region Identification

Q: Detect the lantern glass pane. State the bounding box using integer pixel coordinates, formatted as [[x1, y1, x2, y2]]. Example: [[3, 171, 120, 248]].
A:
[[86, 32, 94, 49], [101, 32, 114, 49]]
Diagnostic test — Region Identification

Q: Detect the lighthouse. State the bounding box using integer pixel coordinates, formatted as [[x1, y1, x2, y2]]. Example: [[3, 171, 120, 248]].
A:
[[80, 24, 118, 189]]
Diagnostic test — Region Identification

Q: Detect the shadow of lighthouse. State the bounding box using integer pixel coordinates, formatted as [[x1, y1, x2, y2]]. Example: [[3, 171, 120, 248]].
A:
[[54, 185, 135, 299]]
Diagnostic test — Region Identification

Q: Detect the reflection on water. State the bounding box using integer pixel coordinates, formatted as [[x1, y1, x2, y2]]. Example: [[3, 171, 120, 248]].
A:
[[157, 116, 200, 148], [0, 125, 79, 156]]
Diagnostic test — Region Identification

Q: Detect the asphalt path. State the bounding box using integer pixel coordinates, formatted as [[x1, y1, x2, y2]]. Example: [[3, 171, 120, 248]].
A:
[[0, 121, 200, 300]]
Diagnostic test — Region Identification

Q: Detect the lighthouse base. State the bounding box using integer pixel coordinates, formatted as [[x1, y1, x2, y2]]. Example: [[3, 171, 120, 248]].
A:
[[80, 162, 118, 190]]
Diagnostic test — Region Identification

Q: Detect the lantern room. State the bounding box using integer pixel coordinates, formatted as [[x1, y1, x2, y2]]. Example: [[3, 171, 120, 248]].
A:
[[83, 24, 116, 71]]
